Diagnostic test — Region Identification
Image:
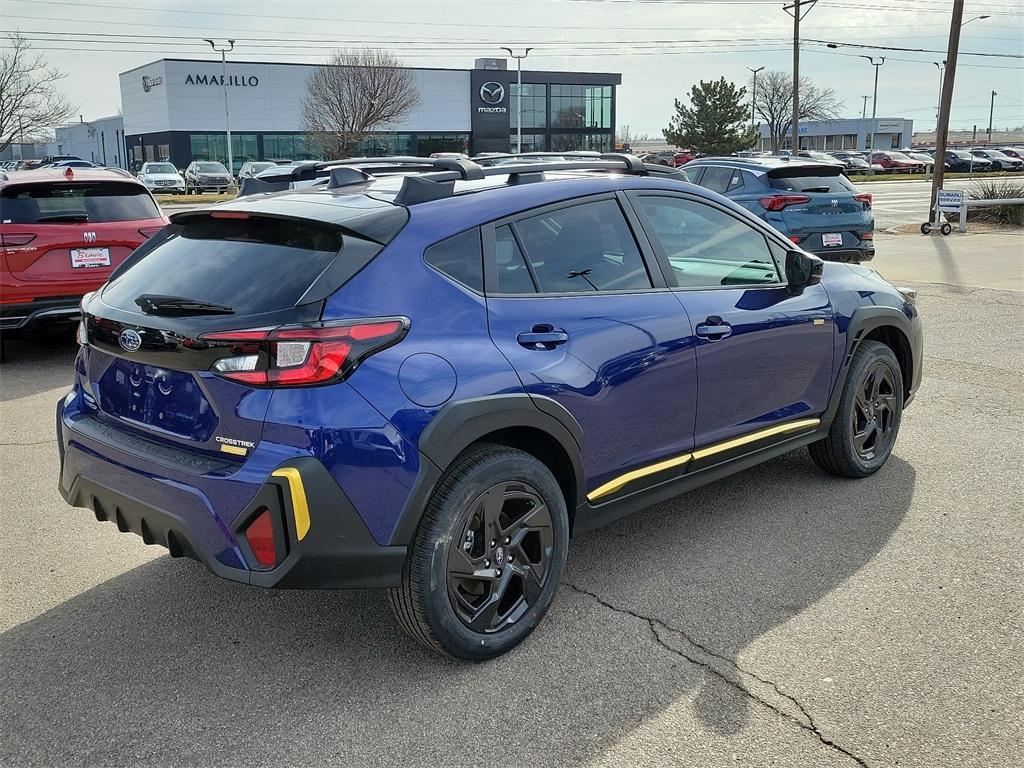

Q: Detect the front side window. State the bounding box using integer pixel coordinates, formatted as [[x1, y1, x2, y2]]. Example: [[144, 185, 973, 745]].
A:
[[635, 196, 780, 288], [514, 199, 652, 293]]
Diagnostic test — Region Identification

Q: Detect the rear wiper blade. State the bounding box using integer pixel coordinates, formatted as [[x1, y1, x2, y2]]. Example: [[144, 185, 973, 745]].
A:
[[37, 213, 89, 222], [800, 186, 832, 193], [135, 294, 234, 315]]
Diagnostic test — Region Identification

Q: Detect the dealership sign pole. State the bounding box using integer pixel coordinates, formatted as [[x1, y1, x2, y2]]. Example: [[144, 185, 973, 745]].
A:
[[205, 39, 236, 179]]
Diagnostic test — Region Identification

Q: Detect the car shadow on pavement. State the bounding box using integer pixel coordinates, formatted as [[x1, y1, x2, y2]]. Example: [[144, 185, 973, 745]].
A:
[[0, 451, 914, 767]]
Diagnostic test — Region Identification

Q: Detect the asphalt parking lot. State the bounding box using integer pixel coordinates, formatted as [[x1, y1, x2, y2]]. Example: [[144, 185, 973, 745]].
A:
[[1, 232, 1021, 768]]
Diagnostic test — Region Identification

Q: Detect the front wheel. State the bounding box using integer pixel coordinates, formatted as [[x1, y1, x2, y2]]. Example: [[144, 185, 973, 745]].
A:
[[389, 444, 569, 660], [920, 222, 932, 234], [940, 222, 952, 236], [809, 340, 904, 478]]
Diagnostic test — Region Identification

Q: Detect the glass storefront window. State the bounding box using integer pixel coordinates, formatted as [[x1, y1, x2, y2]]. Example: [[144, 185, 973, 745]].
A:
[[510, 84, 547, 130]]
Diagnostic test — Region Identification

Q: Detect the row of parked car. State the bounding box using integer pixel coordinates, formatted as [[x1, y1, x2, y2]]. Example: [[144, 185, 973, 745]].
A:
[[637, 146, 1024, 175]]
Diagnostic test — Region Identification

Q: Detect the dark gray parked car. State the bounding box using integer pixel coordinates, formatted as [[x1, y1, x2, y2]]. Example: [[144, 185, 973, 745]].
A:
[[184, 161, 233, 193]]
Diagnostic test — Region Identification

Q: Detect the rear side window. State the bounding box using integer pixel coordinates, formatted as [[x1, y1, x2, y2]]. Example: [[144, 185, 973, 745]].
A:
[[424, 228, 483, 292], [494, 225, 535, 294], [769, 172, 854, 193], [699, 166, 740, 194], [514, 199, 652, 293], [1, 182, 160, 224], [101, 216, 343, 315]]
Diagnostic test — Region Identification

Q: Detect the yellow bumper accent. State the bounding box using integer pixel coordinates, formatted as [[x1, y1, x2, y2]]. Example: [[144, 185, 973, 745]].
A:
[[271, 467, 310, 541], [587, 417, 821, 503]]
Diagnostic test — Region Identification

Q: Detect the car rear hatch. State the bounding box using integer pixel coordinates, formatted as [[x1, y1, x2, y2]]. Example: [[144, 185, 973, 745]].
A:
[[0, 179, 164, 290], [78, 207, 402, 458], [763, 165, 873, 251]]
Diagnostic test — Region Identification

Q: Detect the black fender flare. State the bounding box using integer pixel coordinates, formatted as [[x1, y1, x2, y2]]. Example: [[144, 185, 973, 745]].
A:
[[824, 305, 917, 424], [387, 394, 585, 546]]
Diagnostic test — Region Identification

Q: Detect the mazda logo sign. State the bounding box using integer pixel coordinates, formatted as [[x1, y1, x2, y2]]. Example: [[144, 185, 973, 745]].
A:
[[119, 329, 142, 352], [479, 81, 505, 105]]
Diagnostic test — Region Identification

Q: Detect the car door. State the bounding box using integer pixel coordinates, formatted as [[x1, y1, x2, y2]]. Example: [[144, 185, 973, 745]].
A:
[[484, 194, 699, 501], [627, 191, 834, 451]]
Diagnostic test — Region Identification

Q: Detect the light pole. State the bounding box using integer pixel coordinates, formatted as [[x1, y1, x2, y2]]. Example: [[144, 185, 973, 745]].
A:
[[501, 47, 533, 154], [204, 38, 235, 178], [747, 66, 765, 135], [861, 56, 885, 157], [987, 90, 997, 143], [861, 95, 870, 119]]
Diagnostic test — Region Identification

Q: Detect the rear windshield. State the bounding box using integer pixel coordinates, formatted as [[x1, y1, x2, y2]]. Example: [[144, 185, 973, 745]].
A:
[[196, 163, 227, 173], [768, 169, 854, 193], [101, 215, 343, 315], [1, 182, 160, 224]]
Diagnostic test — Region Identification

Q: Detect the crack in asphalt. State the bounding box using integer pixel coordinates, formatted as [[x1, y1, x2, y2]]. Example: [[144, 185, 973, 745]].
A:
[[563, 581, 869, 768], [0, 439, 57, 446]]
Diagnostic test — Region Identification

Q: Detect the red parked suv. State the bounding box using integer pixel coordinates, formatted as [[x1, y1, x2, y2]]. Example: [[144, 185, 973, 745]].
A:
[[670, 150, 697, 167], [1, 167, 167, 336], [870, 151, 926, 174]]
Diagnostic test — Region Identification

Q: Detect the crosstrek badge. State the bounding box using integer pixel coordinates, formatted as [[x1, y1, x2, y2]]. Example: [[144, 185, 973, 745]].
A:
[[216, 436, 255, 455]]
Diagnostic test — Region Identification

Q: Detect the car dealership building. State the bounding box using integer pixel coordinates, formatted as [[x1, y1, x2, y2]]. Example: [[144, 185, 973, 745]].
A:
[[117, 57, 620, 169]]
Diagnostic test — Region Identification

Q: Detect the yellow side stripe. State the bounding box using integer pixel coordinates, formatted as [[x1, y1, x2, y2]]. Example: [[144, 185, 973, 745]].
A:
[[271, 467, 310, 541], [690, 418, 821, 460], [587, 417, 821, 503]]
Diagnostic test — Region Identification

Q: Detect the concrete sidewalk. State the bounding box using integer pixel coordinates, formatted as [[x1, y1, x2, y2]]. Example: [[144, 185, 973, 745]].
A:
[[872, 229, 1023, 291]]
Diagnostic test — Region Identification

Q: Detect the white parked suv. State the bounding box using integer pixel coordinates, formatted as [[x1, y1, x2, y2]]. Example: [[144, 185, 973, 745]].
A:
[[137, 162, 185, 194]]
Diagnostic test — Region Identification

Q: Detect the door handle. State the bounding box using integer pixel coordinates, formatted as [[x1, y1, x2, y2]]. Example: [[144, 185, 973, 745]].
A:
[[517, 325, 569, 349], [695, 317, 732, 340]]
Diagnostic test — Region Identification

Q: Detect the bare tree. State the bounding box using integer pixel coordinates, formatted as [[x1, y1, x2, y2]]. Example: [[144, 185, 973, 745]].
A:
[[753, 70, 841, 152], [0, 32, 76, 155], [301, 49, 420, 159]]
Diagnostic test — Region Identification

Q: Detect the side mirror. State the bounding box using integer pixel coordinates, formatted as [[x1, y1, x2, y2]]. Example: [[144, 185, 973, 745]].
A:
[[785, 250, 824, 294]]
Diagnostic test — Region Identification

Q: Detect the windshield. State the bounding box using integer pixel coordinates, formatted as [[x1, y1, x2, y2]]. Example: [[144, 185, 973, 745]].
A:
[[145, 163, 177, 174], [1, 182, 160, 224], [888, 152, 911, 160], [196, 163, 227, 173], [250, 162, 275, 173]]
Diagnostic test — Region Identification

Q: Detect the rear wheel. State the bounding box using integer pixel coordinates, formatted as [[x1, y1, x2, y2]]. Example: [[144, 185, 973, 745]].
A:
[[389, 444, 569, 660], [809, 340, 904, 478]]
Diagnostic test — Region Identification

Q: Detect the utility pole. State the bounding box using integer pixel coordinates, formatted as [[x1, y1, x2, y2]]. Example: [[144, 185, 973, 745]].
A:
[[502, 47, 533, 154], [747, 66, 765, 132], [861, 95, 870, 119], [930, 0, 965, 228], [987, 90, 997, 144], [862, 56, 885, 156], [205, 39, 235, 178]]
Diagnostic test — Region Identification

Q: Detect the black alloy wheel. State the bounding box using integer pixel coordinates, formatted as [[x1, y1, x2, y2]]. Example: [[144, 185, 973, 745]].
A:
[[446, 481, 555, 633], [389, 444, 568, 660], [809, 340, 904, 478], [850, 360, 899, 461]]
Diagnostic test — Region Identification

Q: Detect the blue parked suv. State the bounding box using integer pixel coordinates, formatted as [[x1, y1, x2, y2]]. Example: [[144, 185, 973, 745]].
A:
[[57, 155, 922, 659], [685, 156, 875, 262]]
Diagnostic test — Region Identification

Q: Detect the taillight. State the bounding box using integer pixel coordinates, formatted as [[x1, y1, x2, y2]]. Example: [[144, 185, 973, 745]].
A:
[[788, 235, 803, 244], [759, 195, 811, 212], [0, 233, 37, 247], [861, 231, 874, 241], [244, 507, 277, 568], [854, 193, 872, 209], [138, 226, 163, 238], [201, 317, 408, 387]]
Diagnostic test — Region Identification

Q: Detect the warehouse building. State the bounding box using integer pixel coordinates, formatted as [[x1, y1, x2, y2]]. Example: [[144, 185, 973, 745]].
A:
[[117, 57, 620, 170], [757, 117, 915, 152]]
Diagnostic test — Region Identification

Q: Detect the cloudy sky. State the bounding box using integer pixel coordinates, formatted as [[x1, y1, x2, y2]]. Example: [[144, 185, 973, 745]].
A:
[[4, 0, 1023, 136]]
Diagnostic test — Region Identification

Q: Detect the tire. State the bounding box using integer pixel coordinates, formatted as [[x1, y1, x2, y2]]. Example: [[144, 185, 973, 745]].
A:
[[940, 222, 952, 236], [809, 340, 904, 478], [388, 444, 569, 660], [920, 222, 932, 234]]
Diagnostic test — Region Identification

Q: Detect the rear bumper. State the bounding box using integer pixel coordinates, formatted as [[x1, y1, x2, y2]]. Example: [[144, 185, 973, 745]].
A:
[[57, 405, 407, 589], [1, 296, 81, 332], [808, 246, 874, 263]]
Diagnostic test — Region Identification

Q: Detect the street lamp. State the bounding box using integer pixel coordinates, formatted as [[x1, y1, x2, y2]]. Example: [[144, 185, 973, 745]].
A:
[[860, 55, 885, 157], [204, 38, 235, 179], [747, 66, 765, 136], [501, 47, 533, 154]]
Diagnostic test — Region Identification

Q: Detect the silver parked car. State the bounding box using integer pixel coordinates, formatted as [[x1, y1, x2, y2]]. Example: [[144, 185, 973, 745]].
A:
[[138, 161, 186, 194]]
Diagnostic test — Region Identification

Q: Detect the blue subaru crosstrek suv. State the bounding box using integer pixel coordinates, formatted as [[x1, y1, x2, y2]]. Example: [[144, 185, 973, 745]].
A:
[[684, 156, 875, 263], [57, 154, 922, 660]]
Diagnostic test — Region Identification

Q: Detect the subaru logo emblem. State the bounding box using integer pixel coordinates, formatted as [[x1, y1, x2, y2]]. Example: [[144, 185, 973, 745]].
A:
[[119, 329, 142, 352], [479, 81, 505, 105], [83, 231, 97, 243]]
